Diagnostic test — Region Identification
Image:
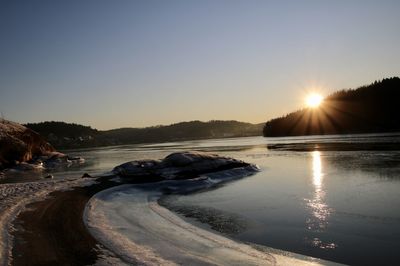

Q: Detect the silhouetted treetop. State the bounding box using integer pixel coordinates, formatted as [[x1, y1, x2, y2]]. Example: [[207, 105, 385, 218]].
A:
[[263, 77, 400, 137], [25, 121, 98, 139]]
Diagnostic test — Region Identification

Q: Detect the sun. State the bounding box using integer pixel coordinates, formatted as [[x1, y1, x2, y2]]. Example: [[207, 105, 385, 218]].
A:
[[306, 93, 323, 108]]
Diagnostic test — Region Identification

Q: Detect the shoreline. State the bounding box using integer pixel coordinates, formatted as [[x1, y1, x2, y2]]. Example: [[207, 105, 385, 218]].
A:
[[11, 186, 100, 265], [2, 178, 121, 265], [7, 175, 190, 265], [0, 178, 94, 265], [5, 152, 259, 265], [11, 178, 129, 265], [6, 172, 341, 266]]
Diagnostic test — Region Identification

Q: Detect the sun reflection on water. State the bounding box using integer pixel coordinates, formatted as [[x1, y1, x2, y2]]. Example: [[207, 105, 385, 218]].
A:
[[312, 151, 322, 188], [305, 151, 337, 249]]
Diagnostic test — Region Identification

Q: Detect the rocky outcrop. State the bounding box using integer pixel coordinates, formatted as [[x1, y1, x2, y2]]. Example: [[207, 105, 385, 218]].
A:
[[112, 151, 257, 180], [0, 119, 56, 170]]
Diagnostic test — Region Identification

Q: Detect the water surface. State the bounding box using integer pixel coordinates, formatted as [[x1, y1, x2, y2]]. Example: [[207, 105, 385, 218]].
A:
[[4, 134, 400, 265]]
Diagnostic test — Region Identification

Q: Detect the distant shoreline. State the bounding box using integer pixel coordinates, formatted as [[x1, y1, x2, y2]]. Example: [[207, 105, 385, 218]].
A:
[[25, 120, 263, 150], [267, 141, 400, 152]]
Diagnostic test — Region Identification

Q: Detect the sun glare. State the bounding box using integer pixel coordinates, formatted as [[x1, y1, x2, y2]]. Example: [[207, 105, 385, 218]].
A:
[[306, 93, 323, 108]]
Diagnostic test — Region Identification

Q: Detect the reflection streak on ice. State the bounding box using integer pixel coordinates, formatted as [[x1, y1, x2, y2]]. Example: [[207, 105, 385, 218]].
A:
[[312, 151, 322, 188], [307, 151, 330, 231], [306, 151, 337, 250]]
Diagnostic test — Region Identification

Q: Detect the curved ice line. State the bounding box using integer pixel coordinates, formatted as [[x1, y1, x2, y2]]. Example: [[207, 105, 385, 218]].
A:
[[84, 167, 339, 266]]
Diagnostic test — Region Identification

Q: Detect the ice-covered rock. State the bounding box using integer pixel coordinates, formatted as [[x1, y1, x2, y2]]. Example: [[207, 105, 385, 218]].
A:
[[112, 151, 255, 180], [39, 152, 85, 169]]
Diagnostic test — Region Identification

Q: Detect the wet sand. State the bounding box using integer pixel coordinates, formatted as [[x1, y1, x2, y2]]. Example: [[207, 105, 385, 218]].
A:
[[10, 179, 120, 266]]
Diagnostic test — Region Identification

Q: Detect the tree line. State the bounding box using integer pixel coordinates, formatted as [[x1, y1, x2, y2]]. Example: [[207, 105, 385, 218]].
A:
[[263, 77, 400, 137], [25, 120, 263, 149]]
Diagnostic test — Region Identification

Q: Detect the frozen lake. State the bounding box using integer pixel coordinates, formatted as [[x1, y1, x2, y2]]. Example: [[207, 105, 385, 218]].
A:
[[4, 134, 400, 265]]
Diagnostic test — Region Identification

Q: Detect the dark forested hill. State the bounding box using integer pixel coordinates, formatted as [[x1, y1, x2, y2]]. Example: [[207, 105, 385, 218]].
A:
[[25, 121, 100, 148], [25, 121, 98, 139], [102, 120, 262, 144], [25, 120, 263, 149], [263, 77, 400, 137]]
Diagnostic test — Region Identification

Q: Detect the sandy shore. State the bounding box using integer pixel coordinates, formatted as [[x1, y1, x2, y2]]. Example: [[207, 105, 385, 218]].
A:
[[9, 179, 122, 266]]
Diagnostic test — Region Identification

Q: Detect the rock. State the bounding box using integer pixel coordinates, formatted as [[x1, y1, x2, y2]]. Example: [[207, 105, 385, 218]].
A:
[[81, 173, 92, 178], [33, 152, 85, 169], [112, 151, 254, 180], [0, 120, 85, 172], [113, 160, 160, 177], [67, 156, 85, 164], [0, 119, 55, 169], [11, 162, 44, 171]]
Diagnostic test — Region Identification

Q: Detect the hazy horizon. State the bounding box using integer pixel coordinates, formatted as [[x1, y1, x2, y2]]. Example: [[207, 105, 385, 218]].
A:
[[1, 0, 400, 130], [24, 118, 265, 131]]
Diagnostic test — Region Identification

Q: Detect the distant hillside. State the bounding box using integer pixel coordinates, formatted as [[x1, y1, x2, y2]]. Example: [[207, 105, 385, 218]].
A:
[[263, 77, 400, 137], [26, 121, 98, 139], [25, 120, 263, 149], [25, 121, 100, 148]]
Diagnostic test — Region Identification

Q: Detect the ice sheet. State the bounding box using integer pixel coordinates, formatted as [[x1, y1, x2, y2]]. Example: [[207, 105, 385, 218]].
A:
[[85, 167, 338, 265]]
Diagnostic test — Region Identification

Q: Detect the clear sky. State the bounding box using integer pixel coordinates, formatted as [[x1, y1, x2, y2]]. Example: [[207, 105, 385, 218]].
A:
[[0, 0, 399, 129]]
